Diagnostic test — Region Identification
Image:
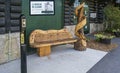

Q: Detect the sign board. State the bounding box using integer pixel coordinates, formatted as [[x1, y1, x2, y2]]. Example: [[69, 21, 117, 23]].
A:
[[30, 0, 54, 15], [90, 13, 96, 18]]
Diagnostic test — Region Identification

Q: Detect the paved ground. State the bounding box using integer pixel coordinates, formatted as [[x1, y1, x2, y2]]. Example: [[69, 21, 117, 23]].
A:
[[87, 38, 120, 73], [0, 44, 107, 73]]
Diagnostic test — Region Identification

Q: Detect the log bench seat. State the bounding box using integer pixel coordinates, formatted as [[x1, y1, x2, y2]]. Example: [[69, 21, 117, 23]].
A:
[[29, 29, 77, 57]]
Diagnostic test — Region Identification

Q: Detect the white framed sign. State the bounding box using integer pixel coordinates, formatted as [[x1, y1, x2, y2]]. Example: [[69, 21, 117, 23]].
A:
[[90, 13, 96, 18], [30, 0, 54, 15]]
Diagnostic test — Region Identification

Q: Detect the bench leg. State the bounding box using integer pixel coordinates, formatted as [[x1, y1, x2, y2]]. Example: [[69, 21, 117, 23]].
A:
[[74, 41, 86, 51], [37, 46, 51, 57]]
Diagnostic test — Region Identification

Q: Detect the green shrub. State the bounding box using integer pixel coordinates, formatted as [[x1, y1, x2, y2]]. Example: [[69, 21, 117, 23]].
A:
[[94, 33, 115, 40], [103, 4, 120, 32]]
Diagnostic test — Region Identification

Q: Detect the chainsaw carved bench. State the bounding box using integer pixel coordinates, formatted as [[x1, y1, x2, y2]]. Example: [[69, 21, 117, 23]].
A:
[[29, 29, 77, 57]]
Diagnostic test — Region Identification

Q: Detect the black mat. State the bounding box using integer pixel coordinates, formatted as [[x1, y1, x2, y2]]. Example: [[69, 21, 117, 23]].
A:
[[87, 38, 120, 73]]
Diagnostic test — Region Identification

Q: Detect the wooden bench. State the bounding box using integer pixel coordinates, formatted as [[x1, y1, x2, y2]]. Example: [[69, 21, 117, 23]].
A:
[[29, 29, 77, 57]]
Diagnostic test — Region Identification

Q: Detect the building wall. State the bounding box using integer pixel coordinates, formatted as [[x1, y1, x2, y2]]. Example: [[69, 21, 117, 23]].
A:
[[0, 0, 104, 64], [0, 0, 21, 64], [0, 33, 20, 64], [90, 23, 104, 33], [22, 0, 64, 53], [64, 25, 76, 38], [0, 0, 64, 64]]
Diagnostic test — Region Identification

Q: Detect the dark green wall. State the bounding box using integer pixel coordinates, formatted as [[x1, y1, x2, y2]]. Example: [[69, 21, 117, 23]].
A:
[[22, 0, 64, 53]]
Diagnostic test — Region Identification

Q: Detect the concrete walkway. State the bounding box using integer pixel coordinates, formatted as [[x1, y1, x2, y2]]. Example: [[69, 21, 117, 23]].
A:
[[0, 44, 107, 73]]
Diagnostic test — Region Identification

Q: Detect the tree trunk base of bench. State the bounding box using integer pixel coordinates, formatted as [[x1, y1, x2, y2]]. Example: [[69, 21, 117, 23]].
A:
[[74, 40, 86, 51], [37, 46, 51, 57]]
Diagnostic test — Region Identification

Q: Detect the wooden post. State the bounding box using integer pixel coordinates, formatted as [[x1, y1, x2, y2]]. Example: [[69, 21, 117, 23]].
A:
[[74, 3, 87, 51], [74, 39, 86, 51]]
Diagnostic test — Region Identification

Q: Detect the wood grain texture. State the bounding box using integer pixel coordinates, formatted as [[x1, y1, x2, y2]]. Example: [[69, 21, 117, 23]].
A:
[[74, 2, 87, 50], [29, 29, 75, 47], [29, 29, 77, 56], [37, 46, 51, 57]]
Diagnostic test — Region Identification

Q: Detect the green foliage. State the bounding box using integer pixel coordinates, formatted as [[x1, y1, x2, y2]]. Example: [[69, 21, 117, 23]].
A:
[[103, 4, 120, 32], [112, 29, 120, 32], [94, 33, 115, 39]]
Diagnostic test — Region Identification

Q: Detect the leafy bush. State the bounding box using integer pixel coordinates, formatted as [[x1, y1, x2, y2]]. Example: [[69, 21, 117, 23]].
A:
[[103, 4, 120, 32], [94, 33, 115, 39], [112, 29, 120, 32]]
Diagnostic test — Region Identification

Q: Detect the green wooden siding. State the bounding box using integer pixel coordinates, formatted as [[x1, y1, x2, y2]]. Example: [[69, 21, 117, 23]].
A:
[[22, 0, 64, 53]]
